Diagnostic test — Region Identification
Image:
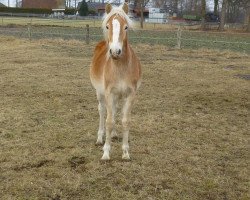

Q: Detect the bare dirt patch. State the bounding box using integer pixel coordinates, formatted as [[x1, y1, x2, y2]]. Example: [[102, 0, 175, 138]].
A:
[[0, 36, 249, 199]]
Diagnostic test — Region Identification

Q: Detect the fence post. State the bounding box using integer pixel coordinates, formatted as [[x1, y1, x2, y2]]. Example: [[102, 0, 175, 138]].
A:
[[2, 17, 3, 26], [86, 24, 90, 44], [27, 23, 31, 40], [176, 25, 182, 49]]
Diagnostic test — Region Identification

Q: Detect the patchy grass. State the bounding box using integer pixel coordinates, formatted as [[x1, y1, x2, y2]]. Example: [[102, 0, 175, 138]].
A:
[[0, 36, 249, 200], [0, 17, 196, 30], [1, 17, 102, 28], [0, 25, 249, 53]]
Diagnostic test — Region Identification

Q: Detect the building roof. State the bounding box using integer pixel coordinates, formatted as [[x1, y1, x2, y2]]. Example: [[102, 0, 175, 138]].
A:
[[0, 3, 6, 7], [22, 0, 65, 9]]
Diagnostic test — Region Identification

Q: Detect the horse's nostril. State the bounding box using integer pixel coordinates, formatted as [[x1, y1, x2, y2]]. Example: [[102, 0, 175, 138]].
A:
[[117, 49, 121, 55], [109, 49, 112, 54]]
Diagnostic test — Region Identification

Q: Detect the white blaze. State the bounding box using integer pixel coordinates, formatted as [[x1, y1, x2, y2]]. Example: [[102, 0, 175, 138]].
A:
[[110, 18, 122, 54]]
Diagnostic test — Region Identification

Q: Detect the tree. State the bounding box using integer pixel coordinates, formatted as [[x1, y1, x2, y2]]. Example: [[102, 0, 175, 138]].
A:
[[246, 2, 250, 32], [219, 0, 228, 31], [201, 0, 206, 30], [173, 0, 178, 15], [214, 0, 219, 15], [134, 0, 150, 29], [247, 14, 250, 32], [139, 0, 144, 28], [79, 0, 88, 16]]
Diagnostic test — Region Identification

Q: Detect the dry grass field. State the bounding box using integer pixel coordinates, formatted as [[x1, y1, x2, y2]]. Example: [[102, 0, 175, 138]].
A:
[[0, 36, 249, 200], [0, 17, 212, 30]]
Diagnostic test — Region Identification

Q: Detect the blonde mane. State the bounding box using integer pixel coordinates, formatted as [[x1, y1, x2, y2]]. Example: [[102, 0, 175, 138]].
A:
[[102, 4, 134, 37]]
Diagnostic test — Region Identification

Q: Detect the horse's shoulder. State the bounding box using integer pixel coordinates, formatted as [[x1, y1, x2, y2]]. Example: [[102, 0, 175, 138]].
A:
[[95, 41, 107, 52]]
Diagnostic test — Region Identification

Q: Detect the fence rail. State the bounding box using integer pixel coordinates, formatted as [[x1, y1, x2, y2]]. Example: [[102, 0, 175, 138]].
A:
[[0, 23, 249, 53]]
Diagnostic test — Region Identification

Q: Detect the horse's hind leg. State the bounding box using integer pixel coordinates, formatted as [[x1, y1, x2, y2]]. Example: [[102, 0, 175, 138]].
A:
[[96, 92, 105, 145], [111, 96, 118, 139]]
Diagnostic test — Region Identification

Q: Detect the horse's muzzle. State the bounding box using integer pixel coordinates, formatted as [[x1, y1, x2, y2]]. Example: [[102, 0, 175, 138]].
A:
[[109, 48, 122, 59]]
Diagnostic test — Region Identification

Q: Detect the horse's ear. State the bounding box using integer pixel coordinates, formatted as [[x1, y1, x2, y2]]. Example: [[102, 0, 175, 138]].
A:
[[105, 3, 112, 14], [122, 3, 129, 14]]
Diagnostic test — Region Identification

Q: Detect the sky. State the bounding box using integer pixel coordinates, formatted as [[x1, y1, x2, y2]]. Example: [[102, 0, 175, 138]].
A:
[[0, 0, 14, 7]]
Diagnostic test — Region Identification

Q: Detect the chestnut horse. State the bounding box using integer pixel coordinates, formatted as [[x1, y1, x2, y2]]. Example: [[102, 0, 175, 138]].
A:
[[90, 3, 142, 160]]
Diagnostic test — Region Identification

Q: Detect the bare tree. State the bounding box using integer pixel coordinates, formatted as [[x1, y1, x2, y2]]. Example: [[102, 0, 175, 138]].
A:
[[15, 0, 22, 7], [135, 0, 150, 29], [153, 0, 167, 8], [173, 0, 178, 14], [189, 0, 194, 13], [214, 0, 219, 15], [247, 14, 250, 32], [201, 0, 206, 30], [140, 0, 144, 28], [246, 2, 250, 32], [66, 0, 72, 8], [219, 0, 228, 31], [194, 0, 198, 15]]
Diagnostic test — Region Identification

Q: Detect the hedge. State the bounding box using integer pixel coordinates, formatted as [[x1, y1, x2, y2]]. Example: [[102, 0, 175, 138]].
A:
[[64, 9, 75, 15]]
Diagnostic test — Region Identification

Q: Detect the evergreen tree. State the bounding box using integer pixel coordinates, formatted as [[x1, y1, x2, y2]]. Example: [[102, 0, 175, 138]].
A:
[[79, 0, 88, 16]]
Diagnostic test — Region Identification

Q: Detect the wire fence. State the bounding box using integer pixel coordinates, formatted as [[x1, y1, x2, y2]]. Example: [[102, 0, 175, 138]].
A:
[[0, 23, 249, 53]]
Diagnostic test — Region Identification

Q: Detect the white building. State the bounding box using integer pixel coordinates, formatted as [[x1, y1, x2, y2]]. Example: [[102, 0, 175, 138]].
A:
[[148, 7, 168, 23]]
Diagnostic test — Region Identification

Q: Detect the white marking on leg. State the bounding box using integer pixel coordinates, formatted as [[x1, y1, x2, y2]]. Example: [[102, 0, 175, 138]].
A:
[[102, 143, 111, 160], [101, 93, 115, 160], [122, 131, 130, 160], [96, 93, 105, 144]]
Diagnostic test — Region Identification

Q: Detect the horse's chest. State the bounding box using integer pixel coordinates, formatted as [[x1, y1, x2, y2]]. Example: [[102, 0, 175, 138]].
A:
[[111, 80, 131, 96], [116, 80, 128, 92], [104, 65, 134, 95]]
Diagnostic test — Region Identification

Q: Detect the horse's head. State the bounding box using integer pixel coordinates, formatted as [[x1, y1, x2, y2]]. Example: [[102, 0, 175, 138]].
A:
[[103, 3, 132, 59]]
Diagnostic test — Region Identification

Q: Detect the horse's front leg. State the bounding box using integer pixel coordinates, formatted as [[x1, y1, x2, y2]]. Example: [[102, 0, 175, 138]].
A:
[[121, 92, 135, 160], [96, 93, 105, 145], [101, 92, 116, 160]]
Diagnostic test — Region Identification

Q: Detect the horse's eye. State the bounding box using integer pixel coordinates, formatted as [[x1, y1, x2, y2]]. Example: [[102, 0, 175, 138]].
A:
[[106, 25, 109, 29], [125, 26, 128, 30]]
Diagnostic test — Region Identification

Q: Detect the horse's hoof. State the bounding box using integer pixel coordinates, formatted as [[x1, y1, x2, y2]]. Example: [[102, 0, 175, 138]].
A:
[[95, 141, 103, 146], [122, 154, 130, 160], [101, 154, 110, 161], [111, 131, 118, 139]]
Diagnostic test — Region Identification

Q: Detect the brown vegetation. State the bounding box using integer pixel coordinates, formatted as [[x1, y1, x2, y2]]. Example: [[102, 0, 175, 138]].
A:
[[0, 36, 249, 199]]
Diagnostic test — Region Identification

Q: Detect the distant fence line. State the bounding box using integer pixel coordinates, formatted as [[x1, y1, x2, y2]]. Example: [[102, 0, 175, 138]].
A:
[[1, 14, 248, 31], [0, 22, 249, 53]]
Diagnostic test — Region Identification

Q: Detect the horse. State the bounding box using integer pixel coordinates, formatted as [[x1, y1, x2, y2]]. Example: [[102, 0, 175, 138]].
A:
[[89, 3, 142, 160]]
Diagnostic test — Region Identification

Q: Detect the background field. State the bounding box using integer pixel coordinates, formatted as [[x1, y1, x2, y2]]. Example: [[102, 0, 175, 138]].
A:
[[0, 36, 249, 199], [0, 17, 250, 53], [0, 16, 199, 29]]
